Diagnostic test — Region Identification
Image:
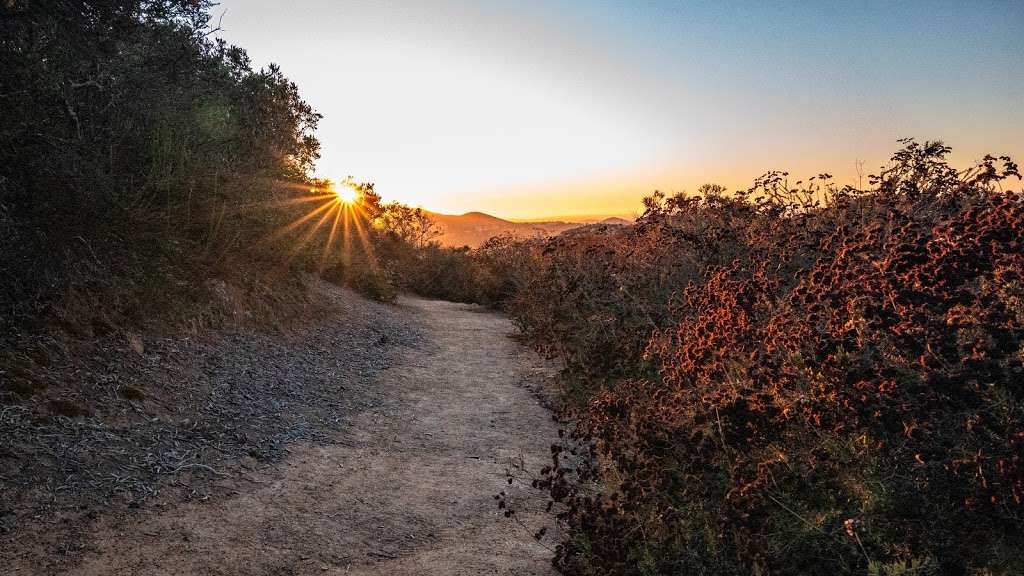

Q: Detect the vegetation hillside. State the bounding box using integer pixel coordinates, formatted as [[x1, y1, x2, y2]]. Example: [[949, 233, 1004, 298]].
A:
[[454, 142, 1024, 575], [0, 2, 448, 403], [1, 1, 322, 341]]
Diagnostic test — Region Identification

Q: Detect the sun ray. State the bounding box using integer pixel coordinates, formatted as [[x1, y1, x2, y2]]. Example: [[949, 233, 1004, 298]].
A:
[[341, 203, 353, 261], [289, 200, 339, 257], [265, 198, 337, 243], [319, 204, 344, 270], [260, 178, 384, 278], [274, 193, 339, 207], [347, 203, 381, 271]]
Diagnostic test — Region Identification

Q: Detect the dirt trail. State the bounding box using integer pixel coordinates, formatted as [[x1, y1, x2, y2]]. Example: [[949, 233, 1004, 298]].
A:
[[61, 297, 559, 575]]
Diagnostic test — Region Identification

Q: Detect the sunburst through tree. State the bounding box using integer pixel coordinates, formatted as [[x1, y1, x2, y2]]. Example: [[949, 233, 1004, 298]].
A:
[[263, 177, 383, 275]]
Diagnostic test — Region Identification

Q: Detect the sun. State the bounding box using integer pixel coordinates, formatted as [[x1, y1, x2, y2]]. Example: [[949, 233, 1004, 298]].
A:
[[334, 183, 359, 204]]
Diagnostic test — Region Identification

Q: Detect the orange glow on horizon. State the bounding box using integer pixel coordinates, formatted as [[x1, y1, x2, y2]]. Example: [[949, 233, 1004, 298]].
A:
[[216, 1, 1022, 222]]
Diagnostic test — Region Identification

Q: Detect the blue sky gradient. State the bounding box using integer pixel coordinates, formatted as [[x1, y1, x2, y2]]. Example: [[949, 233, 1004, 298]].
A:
[[215, 0, 1023, 218]]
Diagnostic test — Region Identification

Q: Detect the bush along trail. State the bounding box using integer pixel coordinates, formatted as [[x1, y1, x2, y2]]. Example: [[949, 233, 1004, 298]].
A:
[[492, 142, 1024, 575], [1, 288, 561, 575]]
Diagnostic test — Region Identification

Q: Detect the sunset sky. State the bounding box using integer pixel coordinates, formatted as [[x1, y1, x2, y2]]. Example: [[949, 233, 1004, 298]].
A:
[[215, 1, 1023, 220]]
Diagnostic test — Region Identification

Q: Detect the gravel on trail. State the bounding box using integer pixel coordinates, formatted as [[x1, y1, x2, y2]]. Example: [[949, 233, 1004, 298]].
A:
[[1, 285, 561, 575]]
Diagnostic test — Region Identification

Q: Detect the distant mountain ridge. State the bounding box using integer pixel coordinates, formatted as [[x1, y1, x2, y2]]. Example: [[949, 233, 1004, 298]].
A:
[[427, 211, 630, 248], [595, 217, 632, 226]]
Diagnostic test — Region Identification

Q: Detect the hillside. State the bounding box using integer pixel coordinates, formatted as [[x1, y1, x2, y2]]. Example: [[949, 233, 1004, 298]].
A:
[[429, 211, 630, 248], [476, 145, 1024, 575]]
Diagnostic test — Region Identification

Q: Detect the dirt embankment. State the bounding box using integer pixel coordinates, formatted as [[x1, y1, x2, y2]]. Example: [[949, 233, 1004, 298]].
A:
[[2, 286, 560, 575]]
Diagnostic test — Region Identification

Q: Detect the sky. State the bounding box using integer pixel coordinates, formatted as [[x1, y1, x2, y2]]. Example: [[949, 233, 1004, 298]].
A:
[[214, 0, 1024, 219]]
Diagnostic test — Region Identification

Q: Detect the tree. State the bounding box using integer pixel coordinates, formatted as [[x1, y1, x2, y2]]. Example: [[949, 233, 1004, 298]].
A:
[[377, 203, 441, 248]]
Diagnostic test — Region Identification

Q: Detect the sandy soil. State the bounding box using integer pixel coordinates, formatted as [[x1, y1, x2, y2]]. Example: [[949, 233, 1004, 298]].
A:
[[5, 295, 560, 575]]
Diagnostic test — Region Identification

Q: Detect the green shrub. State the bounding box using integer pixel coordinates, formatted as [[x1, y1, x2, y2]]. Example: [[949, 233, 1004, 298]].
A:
[[0, 1, 323, 336]]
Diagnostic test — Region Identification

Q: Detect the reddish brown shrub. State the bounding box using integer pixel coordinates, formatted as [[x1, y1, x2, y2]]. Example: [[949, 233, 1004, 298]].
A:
[[509, 142, 1023, 575]]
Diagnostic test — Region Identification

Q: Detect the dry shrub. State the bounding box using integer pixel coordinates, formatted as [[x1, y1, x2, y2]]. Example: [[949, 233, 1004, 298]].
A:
[[509, 142, 1023, 575]]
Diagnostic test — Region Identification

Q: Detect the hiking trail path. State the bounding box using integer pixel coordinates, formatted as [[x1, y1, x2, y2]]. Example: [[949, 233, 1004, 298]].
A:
[[38, 296, 559, 575]]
